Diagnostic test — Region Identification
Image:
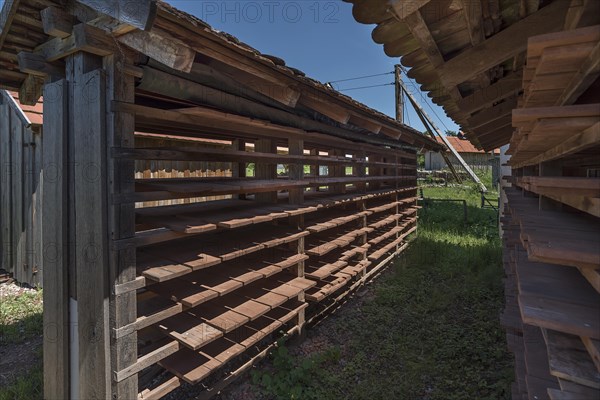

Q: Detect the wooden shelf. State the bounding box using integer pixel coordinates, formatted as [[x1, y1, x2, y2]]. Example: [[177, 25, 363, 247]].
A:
[[506, 189, 600, 269], [543, 329, 600, 389], [159, 299, 306, 384]]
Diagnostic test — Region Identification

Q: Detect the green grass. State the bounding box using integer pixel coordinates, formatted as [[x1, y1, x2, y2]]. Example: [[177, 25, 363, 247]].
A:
[[0, 289, 44, 400], [0, 290, 43, 345], [252, 176, 512, 400]]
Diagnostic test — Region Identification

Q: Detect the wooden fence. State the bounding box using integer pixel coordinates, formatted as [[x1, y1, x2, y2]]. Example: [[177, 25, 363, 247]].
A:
[[0, 91, 43, 286]]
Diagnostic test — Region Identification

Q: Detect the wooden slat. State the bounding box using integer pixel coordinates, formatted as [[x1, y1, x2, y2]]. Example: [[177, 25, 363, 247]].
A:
[[545, 329, 600, 389]]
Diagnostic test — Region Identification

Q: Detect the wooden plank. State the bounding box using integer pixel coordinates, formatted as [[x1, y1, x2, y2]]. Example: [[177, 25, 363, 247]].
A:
[[438, 0, 569, 87], [545, 329, 600, 389], [76, 0, 157, 31], [158, 312, 223, 350], [116, 27, 195, 72], [115, 340, 179, 382], [458, 73, 522, 115], [41, 79, 69, 400]]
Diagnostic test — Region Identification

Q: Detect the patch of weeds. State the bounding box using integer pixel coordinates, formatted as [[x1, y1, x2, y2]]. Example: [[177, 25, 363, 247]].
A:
[[251, 337, 341, 400], [0, 290, 43, 345]]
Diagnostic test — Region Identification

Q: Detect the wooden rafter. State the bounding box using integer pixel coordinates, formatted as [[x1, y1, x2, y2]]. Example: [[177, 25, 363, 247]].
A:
[[438, 0, 570, 88]]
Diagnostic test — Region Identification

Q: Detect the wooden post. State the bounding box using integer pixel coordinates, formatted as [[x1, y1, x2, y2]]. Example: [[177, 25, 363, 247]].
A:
[[356, 151, 367, 193], [232, 139, 246, 199], [330, 148, 346, 194], [288, 138, 304, 205], [71, 53, 111, 400], [103, 54, 138, 400], [255, 139, 277, 203], [42, 79, 70, 400]]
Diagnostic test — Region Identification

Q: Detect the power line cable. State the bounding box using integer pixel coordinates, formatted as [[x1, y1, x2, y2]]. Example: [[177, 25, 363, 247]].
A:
[[339, 82, 395, 92], [326, 71, 394, 85]]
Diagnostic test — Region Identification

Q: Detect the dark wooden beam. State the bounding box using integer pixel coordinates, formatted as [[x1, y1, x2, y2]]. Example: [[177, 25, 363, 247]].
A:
[[17, 51, 64, 78], [389, 0, 431, 19], [75, 0, 157, 31], [466, 96, 518, 129], [456, 71, 522, 114], [41, 6, 75, 38], [18, 74, 44, 105], [438, 0, 570, 87]]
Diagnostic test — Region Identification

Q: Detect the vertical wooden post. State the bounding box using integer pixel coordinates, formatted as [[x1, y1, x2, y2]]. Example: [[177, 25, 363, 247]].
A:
[[255, 139, 277, 203], [71, 54, 111, 400], [356, 151, 367, 193], [330, 148, 346, 194], [232, 139, 246, 199], [288, 138, 304, 205], [103, 54, 138, 400], [42, 79, 70, 400]]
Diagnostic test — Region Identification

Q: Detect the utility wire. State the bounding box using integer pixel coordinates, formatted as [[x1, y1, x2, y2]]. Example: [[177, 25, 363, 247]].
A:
[[326, 71, 394, 85], [339, 82, 395, 92]]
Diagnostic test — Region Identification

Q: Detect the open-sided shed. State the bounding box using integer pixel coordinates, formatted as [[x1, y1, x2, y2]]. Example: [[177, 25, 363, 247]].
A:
[[0, 1, 443, 399], [347, 0, 600, 398]]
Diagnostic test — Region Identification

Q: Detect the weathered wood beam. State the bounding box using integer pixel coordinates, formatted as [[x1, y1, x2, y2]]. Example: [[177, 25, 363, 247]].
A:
[[402, 10, 465, 108], [389, 0, 431, 19], [456, 71, 522, 114], [116, 27, 195, 72], [40, 6, 195, 72], [18, 74, 44, 105], [35, 23, 115, 62], [466, 96, 518, 129], [438, 0, 570, 87], [298, 92, 351, 124], [0, 0, 21, 50], [75, 0, 157, 31], [42, 79, 70, 400], [41, 6, 76, 38], [348, 114, 382, 134], [17, 51, 64, 78], [459, 0, 484, 45]]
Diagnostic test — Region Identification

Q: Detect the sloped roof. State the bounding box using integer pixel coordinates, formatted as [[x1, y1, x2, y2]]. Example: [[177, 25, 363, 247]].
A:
[[7, 92, 43, 126], [435, 136, 499, 154]]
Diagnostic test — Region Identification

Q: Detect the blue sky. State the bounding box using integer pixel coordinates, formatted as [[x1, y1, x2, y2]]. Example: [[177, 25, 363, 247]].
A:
[[165, 0, 460, 134]]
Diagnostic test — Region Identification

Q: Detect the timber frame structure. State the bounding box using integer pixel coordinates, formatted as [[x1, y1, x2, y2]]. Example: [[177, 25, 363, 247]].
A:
[[347, 0, 600, 399], [0, 1, 443, 399]]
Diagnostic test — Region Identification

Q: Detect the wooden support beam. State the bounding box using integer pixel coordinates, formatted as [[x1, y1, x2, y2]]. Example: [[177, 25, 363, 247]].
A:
[[18, 74, 44, 106], [40, 6, 195, 72], [116, 27, 195, 72], [288, 138, 304, 205], [255, 139, 278, 203], [42, 79, 70, 400], [17, 52, 64, 78], [36, 23, 116, 62], [75, 0, 157, 31], [459, 0, 484, 46], [402, 9, 464, 104], [103, 53, 138, 399], [438, 0, 570, 87], [298, 92, 351, 124], [457, 72, 522, 115], [348, 114, 382, 134], [466, 96, 518, 129], [389, 0, 431, 19], [41, 6, 76, 38]]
